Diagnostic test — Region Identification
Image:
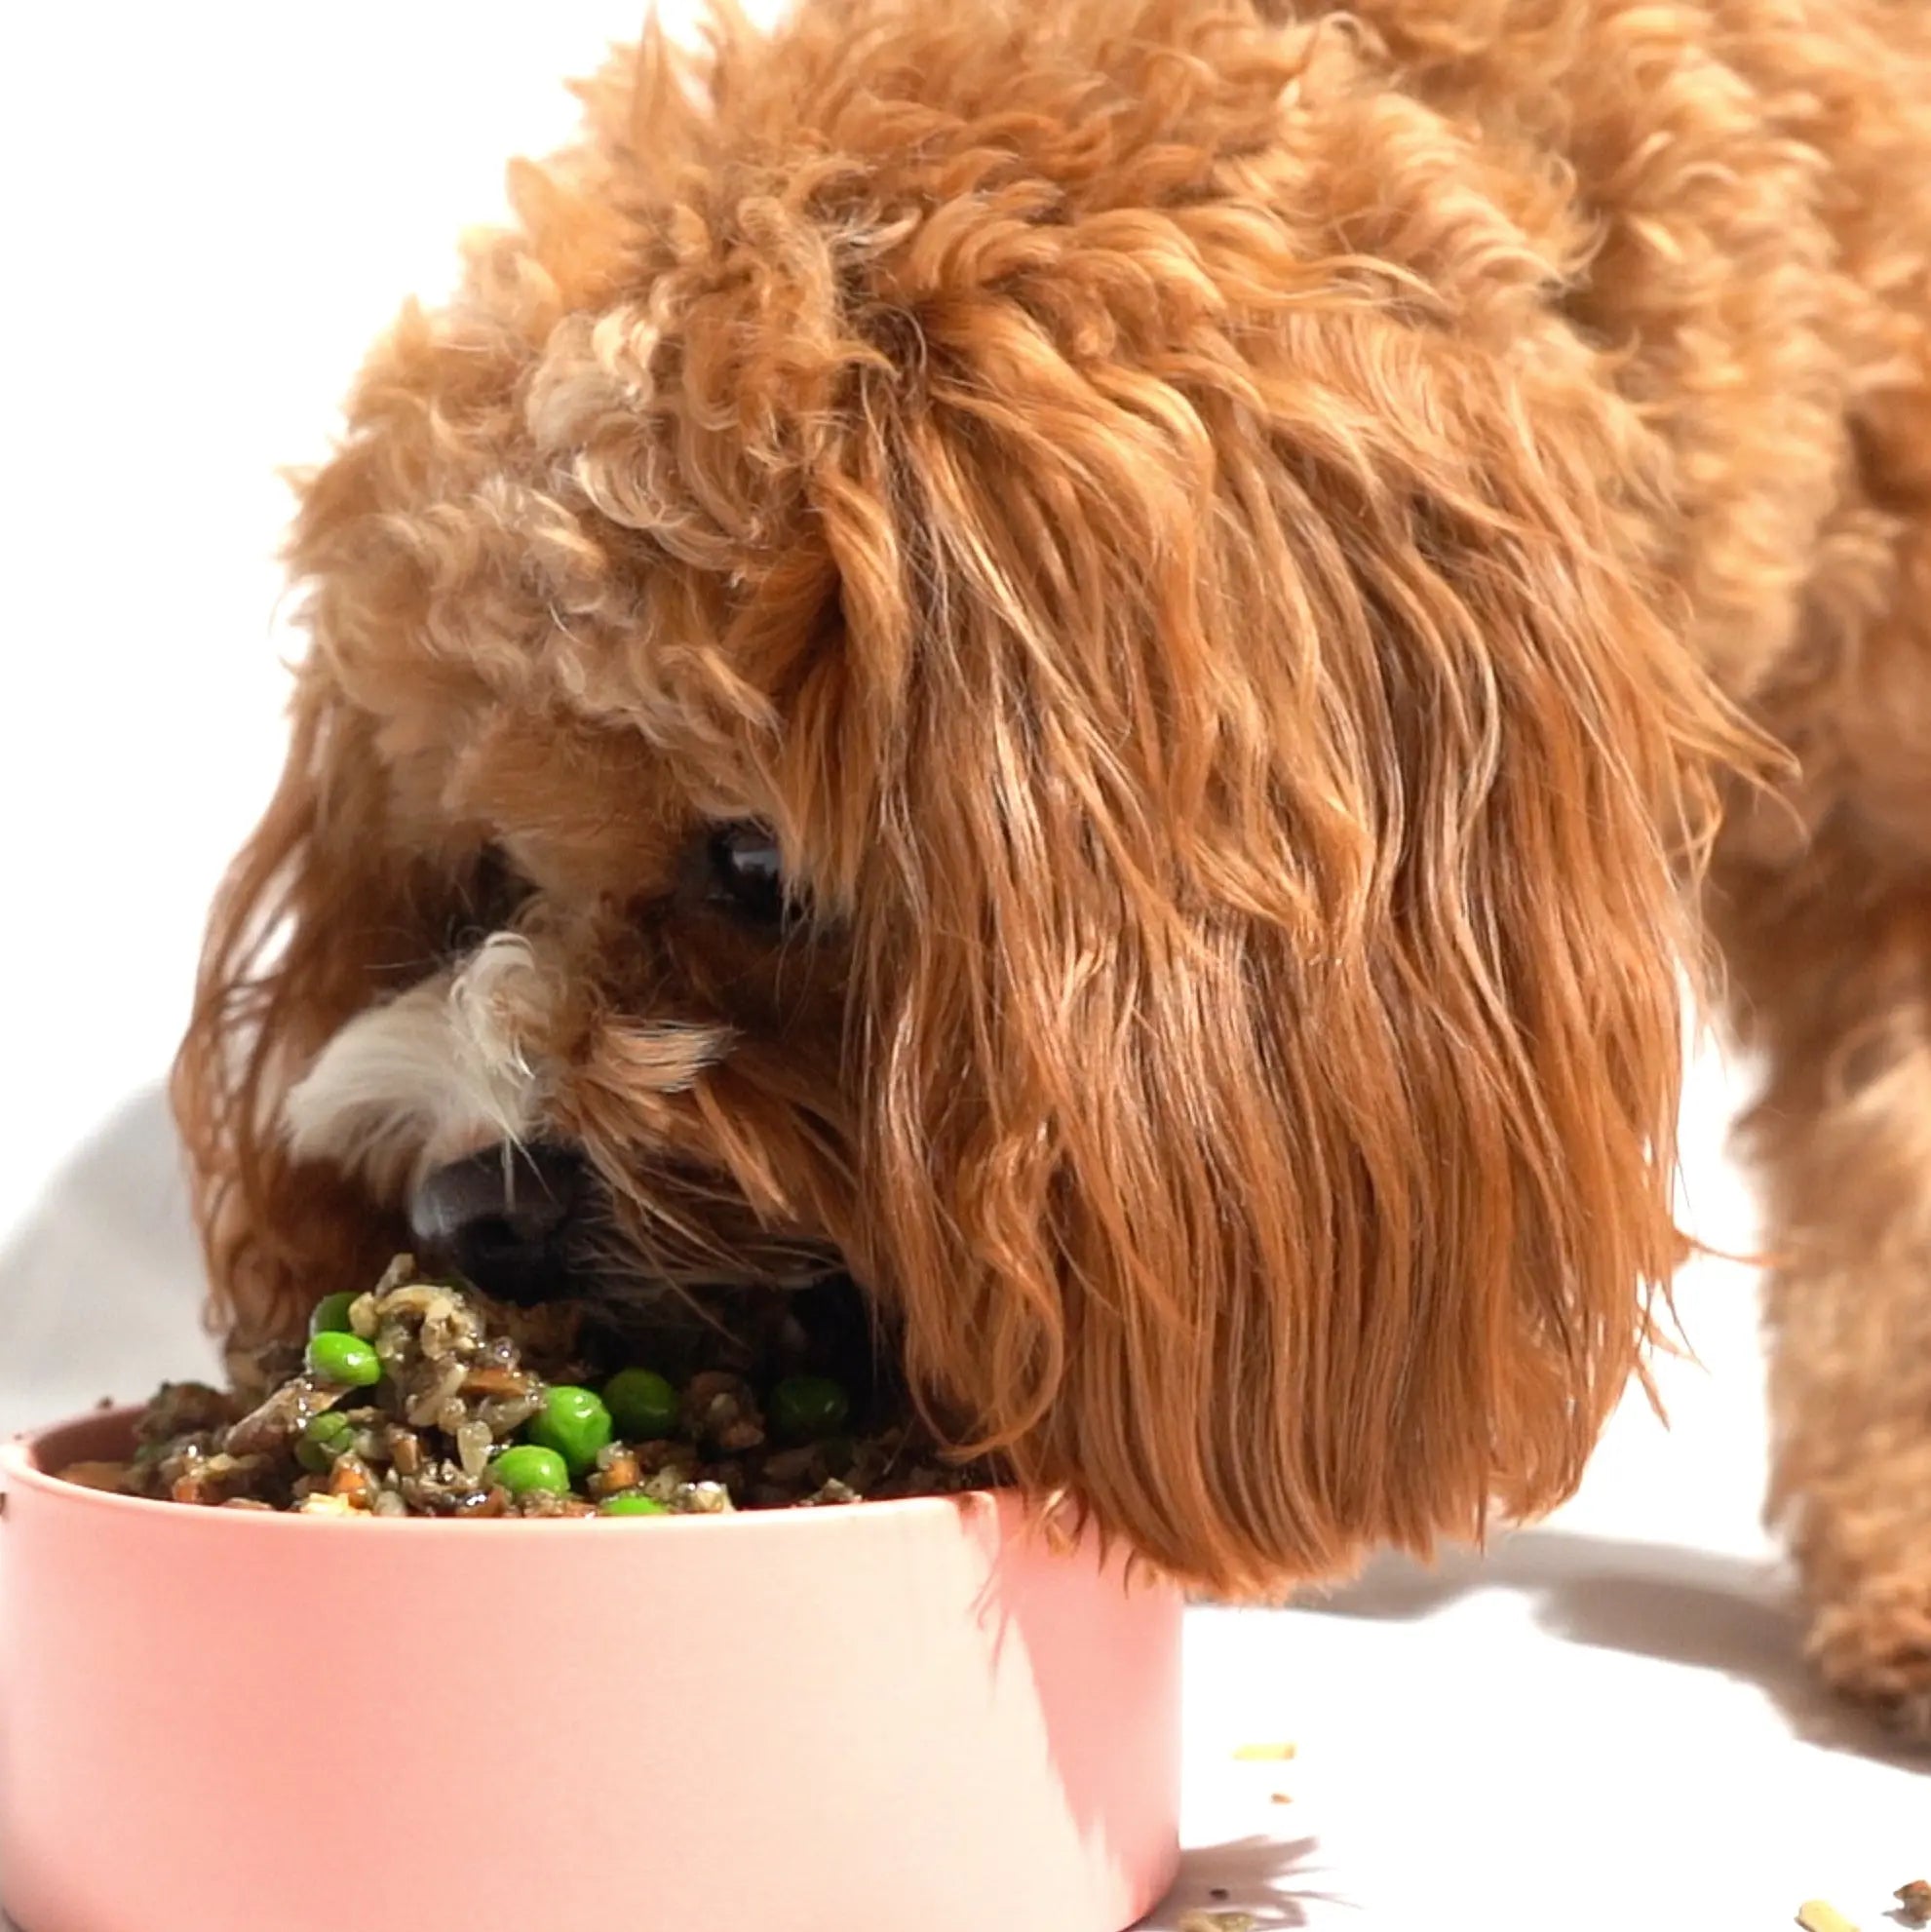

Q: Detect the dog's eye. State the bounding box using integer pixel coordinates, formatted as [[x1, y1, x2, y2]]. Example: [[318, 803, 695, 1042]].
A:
[[706, 824, 789, 925]]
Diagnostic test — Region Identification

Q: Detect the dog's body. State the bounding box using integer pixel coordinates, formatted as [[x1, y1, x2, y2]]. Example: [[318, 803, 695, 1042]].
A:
[[175, 0, 1931, 1733]]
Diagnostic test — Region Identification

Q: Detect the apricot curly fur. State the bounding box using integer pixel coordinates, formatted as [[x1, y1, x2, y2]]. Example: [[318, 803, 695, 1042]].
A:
[[173, 0, 1931, 1732]]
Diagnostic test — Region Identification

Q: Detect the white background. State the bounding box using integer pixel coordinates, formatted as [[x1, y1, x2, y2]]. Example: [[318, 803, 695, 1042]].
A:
[[0, 6, 1921, 1929]]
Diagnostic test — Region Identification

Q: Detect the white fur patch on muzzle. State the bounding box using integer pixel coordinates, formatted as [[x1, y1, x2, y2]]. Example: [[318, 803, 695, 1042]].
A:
[[283, 934, 554, 1200]]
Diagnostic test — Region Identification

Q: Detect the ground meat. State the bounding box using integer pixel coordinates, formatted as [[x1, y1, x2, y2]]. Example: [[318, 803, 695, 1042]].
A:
[[681, 1370, 766, 1452], [63, 1256, 987, 1520], [135, 1381, 245, 1445]]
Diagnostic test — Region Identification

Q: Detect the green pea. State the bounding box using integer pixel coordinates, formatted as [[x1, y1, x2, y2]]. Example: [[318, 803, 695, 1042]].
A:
[[305, 1332, 381, 1387], [523, 1386, 614, 1477], [599, 1493, 669, 1517], [602, 1368, 680, 1441], [491, 1445, 570, 1496], [769, 1374, 851, 1443], [294, 1411, 353, 1474], [308, 1291, 360, 1337]]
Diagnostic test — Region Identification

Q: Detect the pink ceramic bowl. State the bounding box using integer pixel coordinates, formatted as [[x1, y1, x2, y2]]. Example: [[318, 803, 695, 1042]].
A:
[[1, 1408, 1180, 1932]]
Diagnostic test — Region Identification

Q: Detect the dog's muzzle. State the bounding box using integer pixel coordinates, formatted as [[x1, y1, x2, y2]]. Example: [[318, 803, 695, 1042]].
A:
[[409, 1141, 588, 1306]]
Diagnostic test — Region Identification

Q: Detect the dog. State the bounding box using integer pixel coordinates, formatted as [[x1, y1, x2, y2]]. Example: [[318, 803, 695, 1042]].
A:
[[172, 0, 1931, 1736]]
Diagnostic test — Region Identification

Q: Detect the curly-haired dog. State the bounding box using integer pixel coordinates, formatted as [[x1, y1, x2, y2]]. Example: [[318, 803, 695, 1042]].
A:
[[174, 0, 1931, 1735]]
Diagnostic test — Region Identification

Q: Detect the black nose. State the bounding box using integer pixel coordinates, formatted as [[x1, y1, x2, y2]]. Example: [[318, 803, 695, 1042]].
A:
[[409, 1142, 585, 1305]]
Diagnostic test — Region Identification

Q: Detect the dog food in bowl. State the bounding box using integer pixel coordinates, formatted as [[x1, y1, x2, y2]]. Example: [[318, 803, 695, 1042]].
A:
[[58, 1254, 985, 1518]]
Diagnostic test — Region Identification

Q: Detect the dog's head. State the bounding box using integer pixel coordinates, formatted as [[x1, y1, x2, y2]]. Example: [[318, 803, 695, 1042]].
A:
[[174, 0, 1757, 1591]]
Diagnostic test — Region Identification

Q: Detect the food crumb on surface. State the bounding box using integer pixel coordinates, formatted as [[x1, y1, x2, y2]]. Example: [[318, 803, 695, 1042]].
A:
[[1231, 1741, 1296, 1761], [1176, 1912, 1257, 1932], [1895, 1880, 1931, 1926], [1209, 1887, 1229, 1901], [1795, 1901, 1858, 1932], [1268, 1790, 1294, 1804]]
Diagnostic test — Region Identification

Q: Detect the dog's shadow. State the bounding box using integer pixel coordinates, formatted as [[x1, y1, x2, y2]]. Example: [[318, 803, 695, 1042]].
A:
[[1300, 1528, 1925, 1768], [1141, 1834, 1331, 1928]]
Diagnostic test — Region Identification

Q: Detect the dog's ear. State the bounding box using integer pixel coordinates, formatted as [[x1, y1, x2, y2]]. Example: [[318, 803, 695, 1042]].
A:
[[171, 682, 456, 1349], [173, 274, 542, 1351], [807, 273, 1765, 1595]]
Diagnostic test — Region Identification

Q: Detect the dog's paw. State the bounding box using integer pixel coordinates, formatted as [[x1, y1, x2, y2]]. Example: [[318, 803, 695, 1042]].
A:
[[1809, 1576, 1931, 1744]]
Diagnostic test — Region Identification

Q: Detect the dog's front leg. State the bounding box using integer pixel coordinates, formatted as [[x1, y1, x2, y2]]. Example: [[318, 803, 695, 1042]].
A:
[[1712, 788, 1931, 1740]]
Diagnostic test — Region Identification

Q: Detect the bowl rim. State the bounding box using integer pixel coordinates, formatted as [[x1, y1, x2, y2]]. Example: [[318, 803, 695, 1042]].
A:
[[1, 1405, 1016, 1534]]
